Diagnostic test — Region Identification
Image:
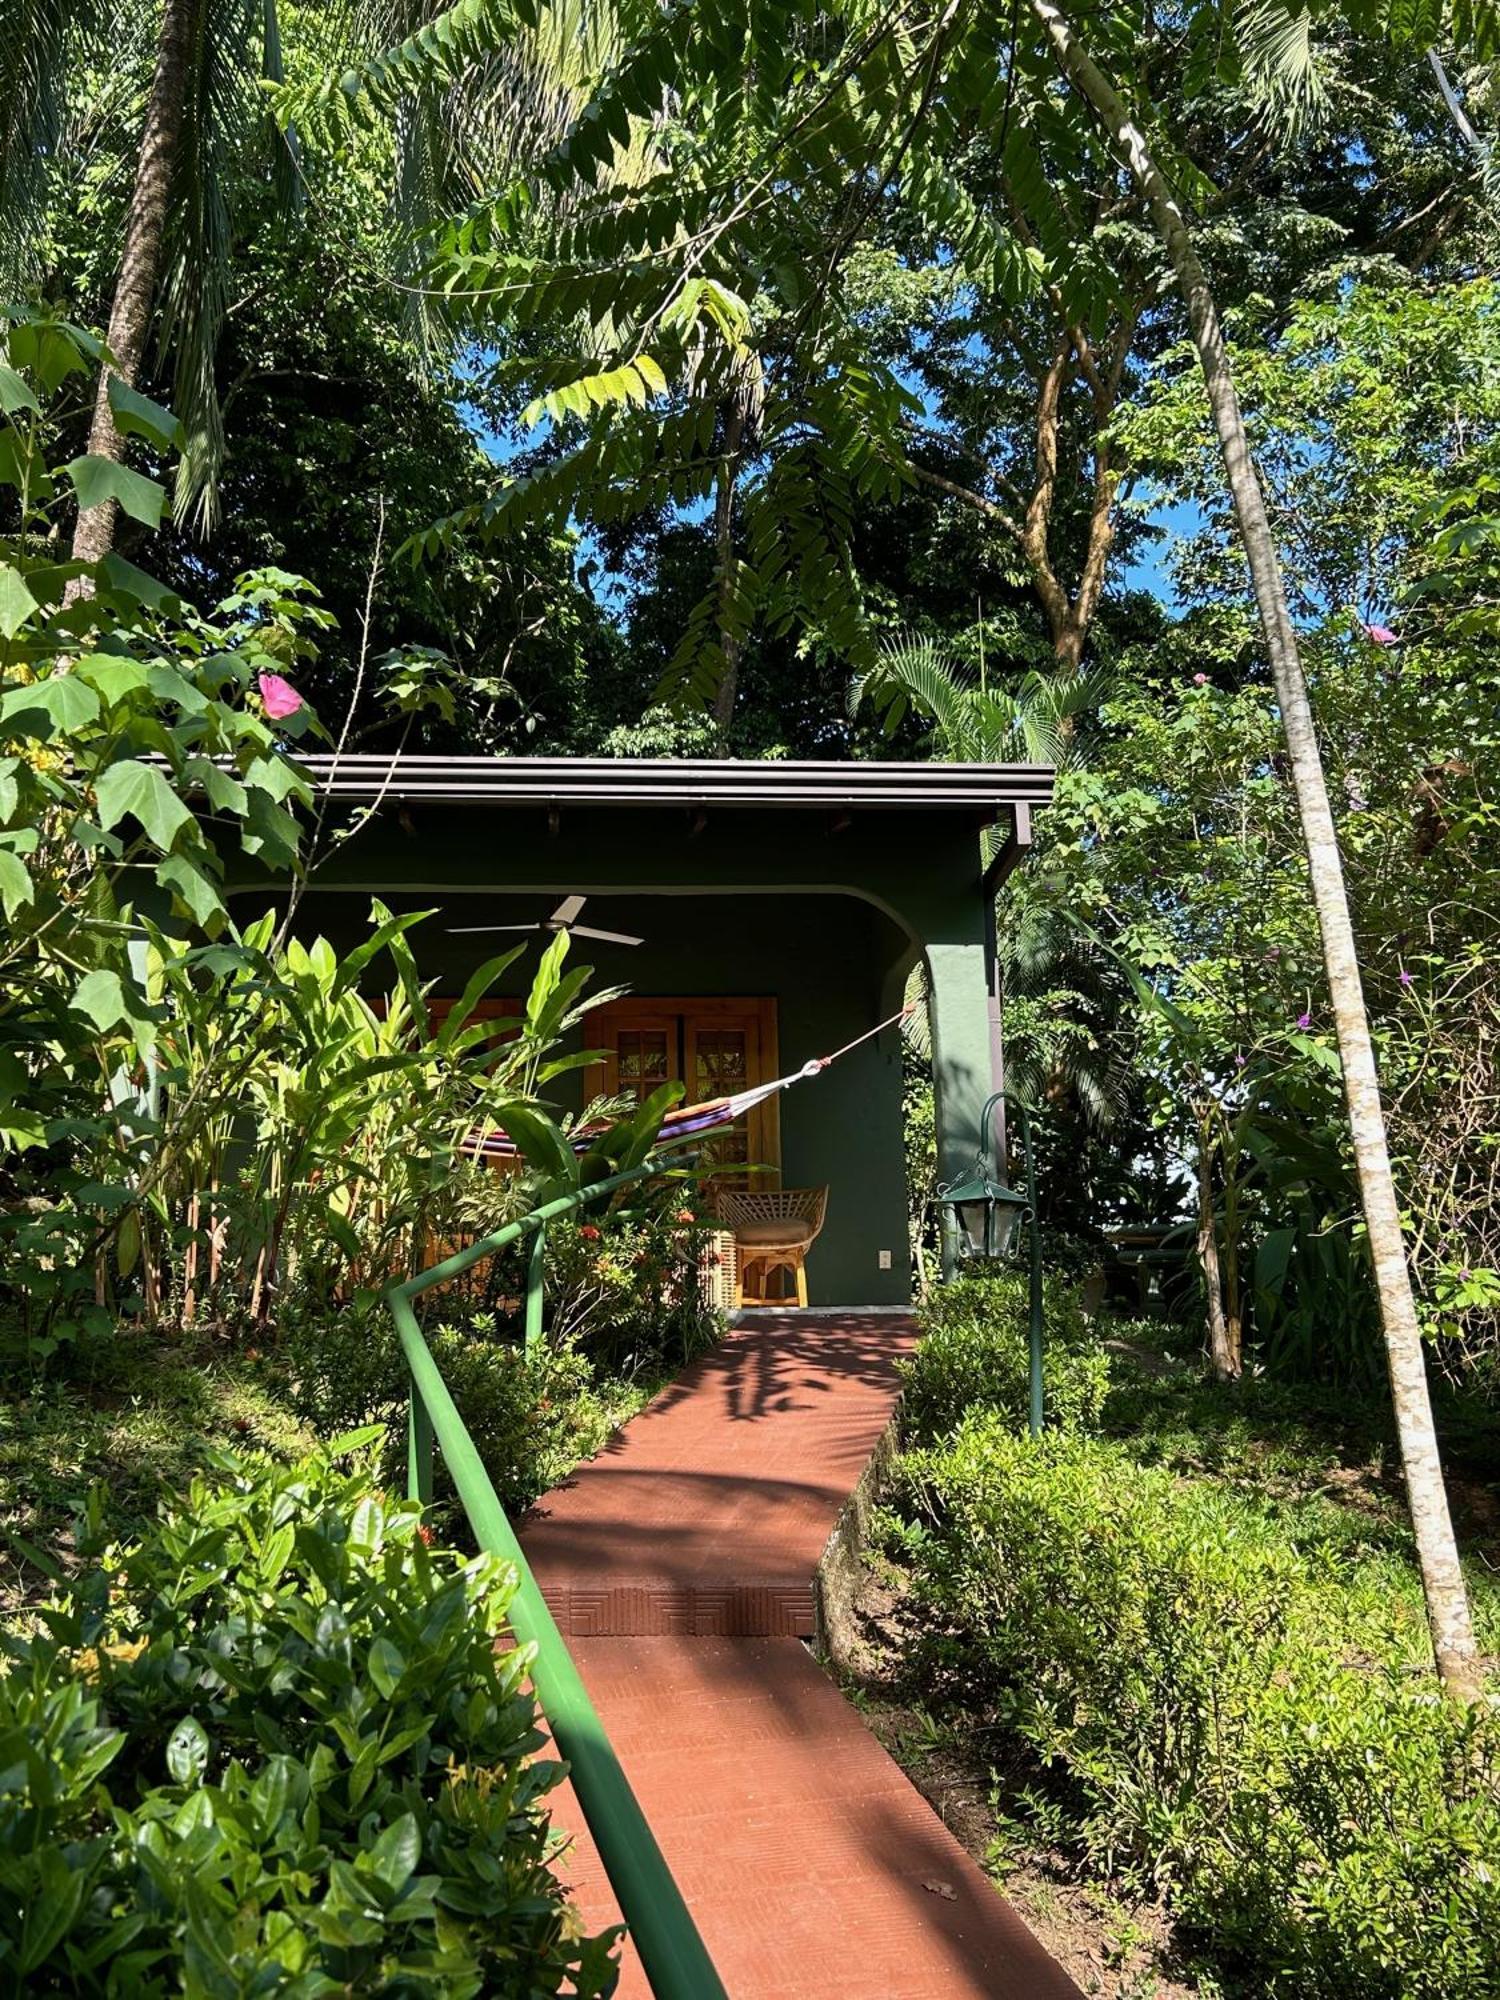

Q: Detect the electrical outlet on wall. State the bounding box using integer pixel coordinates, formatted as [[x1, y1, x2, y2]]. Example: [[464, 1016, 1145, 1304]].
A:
[[877, 1249, 893, 1270]]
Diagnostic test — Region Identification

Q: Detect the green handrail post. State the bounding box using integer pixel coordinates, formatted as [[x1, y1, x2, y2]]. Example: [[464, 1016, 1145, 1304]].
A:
[[407, 1390, 433, 1505], [524, 1217, 547, 1353], [386, 1148, 725, 2000]]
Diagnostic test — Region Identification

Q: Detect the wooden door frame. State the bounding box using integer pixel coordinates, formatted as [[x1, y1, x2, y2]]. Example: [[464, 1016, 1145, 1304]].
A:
[[584, 997, 781, 1179]]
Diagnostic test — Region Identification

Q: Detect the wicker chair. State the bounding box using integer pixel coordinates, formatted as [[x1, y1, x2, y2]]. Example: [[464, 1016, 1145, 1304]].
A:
[[716, 1187, 829, 1308]]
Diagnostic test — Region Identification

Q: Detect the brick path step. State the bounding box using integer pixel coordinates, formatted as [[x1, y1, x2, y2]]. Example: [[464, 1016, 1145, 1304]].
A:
[[523, 1311, 915, 1638], [520, 1312, 1081, 1998]]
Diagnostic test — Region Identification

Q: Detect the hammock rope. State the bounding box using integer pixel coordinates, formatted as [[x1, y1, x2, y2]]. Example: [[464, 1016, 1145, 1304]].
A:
[[465, 1002, 915, 1162]]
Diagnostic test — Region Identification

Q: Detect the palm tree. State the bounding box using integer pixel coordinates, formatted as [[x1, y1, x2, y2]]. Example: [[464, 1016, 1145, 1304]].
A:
[[855, 633, 1133, 1143], [3, 0, 580, 565], [851, 630, 1111, 768], [0, 0, 299, 562], [1026, 0, 1483, 1701]]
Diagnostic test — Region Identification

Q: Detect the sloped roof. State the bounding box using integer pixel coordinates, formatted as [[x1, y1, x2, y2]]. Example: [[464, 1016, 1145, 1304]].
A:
[[298, 755, 1052, 814]]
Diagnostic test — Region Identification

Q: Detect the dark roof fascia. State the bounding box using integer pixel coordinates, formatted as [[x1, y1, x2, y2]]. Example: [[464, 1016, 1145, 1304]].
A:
[[297, 756, 1054, 814]]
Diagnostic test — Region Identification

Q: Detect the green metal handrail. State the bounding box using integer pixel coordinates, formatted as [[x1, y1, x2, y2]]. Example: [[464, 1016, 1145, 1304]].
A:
[[386, 1152, 727, 2000]]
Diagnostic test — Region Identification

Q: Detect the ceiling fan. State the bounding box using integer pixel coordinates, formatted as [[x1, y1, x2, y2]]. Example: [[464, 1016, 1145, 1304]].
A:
[[448, 894, 643, 947]]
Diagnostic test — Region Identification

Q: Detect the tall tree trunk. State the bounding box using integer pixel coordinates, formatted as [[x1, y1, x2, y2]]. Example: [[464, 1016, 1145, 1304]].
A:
[[1031, 0, 1482, 1699], [711, 394, 748, 740], [70, 0, 197, 573], [1196, 1124, 1240, 1380]]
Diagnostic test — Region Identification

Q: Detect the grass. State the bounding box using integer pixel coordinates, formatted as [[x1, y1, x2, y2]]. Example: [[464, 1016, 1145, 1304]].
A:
[[0, 1324, 315, 1611]]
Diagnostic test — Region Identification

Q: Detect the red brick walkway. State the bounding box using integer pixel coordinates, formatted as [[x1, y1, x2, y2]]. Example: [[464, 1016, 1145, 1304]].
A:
[[520, 1312, 1080, 1999]]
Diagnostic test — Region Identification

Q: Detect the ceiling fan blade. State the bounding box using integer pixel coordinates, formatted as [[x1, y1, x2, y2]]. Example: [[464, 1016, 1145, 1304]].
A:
[[551, 894, 587, 925], [569, 925, 645, 946], [446, 923, 541, 935]]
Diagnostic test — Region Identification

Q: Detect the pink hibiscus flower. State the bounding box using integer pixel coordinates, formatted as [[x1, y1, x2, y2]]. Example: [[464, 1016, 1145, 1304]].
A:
[[257, 672, 304, 720]]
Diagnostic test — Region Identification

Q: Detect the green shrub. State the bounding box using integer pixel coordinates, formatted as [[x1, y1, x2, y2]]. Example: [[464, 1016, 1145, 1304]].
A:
[[426, 1323, 614, 1507], [898, 1414, 1500, 1997], [0, 1438, 616, 1994], [537, 1204, 723, 1374], [901, 1272, 1110, 1442], [283, 1306, 618, 1511]]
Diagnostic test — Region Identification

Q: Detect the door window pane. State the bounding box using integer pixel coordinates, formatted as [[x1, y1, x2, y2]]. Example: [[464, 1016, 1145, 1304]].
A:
[[694, 1029, 751, 1175], [617, 1030, 671, 1102]]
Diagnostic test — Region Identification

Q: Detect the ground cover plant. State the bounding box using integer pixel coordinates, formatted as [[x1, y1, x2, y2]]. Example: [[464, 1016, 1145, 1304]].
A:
[[0, 1322, 312, 1615], [0, 1435, 618, 1993], [881, 1275, 1500, 1997]]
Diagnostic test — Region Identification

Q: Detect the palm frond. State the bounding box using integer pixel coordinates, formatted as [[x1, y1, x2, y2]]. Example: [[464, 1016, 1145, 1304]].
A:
[[159, 0, 294, 528], [0, 0, 106, 289], [855, 631, 1108, 768], [1232, 0, 1330, 140]]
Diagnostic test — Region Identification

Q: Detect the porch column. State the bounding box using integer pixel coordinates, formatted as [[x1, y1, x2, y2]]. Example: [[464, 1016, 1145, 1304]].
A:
[[925, 938, 996, 1278]]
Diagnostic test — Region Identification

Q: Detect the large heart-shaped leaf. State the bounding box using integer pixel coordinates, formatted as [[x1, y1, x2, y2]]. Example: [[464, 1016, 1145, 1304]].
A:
[[0, 673, 100, 738], [94, 758, 194, 852], [65, 453, 165, 529], [107, 376, 184, 451]]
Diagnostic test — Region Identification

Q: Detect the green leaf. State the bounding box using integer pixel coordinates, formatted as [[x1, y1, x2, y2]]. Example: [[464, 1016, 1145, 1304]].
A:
[[66, 454, 165, 530], [367, 1637, 405, 1699], [156, 853, 224, 928], [490, 1102, 576, 1182], [166, 1715, 211, 1785], [107, 376, 185, 451], [367, 1812, 420, 1890], [240, 790, 302, 868], [94, 759, 194, 852], [0, 428, 50, 498], [0, 365, 39, 416], [182, 756, 248, 816], [0, 672, 99, 738], [97, 552, 182, 613], [19, 1848, 85, 1972], [0, 563, 39, 639], [244, 752, 300, 803], [79, 657, 152, 707], [70, 969, 131, 1033], [0, 848, 33, 919]]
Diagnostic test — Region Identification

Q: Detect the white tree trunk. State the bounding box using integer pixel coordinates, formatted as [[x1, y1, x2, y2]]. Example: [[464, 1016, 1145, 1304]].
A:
[[1029, 0, 1482, 1700]]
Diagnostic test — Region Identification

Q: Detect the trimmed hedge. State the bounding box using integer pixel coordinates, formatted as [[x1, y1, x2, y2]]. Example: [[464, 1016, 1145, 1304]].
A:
[[0, 1438, 615, 1995], [893, 1283, 1500, 1998], [899, 1271, 1112, 1442]]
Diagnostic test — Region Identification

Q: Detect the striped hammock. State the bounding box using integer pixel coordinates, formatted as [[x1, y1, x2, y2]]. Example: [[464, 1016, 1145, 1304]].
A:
[[462, 1004, 911, 1164]]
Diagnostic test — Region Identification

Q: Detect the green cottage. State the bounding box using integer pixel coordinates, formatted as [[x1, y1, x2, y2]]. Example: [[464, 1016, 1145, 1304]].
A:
[[232, 756, 1052, 1306]]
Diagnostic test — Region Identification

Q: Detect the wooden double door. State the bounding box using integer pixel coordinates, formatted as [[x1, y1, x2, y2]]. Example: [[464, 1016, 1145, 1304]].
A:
[[583, 998, 781, 1186]]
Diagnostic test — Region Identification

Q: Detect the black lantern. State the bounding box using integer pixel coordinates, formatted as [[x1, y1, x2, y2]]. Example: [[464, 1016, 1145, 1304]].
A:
[[936, 1164, 1029, 1262]]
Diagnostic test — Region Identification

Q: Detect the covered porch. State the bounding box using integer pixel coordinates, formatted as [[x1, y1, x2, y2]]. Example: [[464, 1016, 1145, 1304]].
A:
[[237, 757, 1052, 1304]]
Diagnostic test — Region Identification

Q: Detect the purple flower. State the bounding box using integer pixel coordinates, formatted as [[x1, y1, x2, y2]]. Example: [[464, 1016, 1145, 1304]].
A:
[[1399, 969, 1413, 987], [1192, 672, 1208, 686], [1235, 1054, 1247, 1069], [1459, 1268, 1472, 1282], [1297, 1011, 1312, 1029]]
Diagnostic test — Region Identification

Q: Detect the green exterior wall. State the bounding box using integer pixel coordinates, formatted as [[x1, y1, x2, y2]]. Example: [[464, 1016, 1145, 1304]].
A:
[[229, 799, 1000, 1308]]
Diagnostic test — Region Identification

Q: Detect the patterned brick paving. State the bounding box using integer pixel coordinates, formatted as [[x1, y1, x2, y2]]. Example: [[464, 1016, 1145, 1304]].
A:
[[520, 1312, 1081, 1998]]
